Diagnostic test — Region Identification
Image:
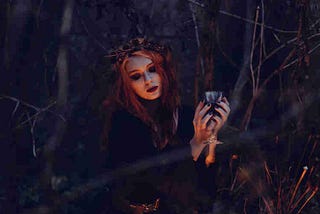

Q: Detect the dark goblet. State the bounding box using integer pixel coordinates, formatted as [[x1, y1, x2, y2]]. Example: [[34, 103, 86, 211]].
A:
[[203, 91, 223, 116]]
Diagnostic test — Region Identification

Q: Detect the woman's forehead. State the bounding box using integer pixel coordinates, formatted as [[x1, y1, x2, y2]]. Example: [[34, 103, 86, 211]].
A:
[[125, 55, 153, 72]]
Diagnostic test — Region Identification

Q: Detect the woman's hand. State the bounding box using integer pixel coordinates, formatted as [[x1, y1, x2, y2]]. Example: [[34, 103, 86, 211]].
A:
[[192, 100, 215, 144], [190, 97, 230, 161], [193, 97, 230, 144]]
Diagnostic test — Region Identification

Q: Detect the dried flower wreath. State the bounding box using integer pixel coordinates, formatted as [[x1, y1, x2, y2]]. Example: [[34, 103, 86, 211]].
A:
[[105, 38, 168, 64]]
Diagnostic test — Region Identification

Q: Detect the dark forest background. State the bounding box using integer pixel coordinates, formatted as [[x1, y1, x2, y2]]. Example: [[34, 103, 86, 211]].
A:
[[1, 0, 320, 213]]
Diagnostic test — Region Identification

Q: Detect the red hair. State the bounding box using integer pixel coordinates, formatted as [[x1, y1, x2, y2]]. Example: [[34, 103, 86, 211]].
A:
[[103, 45, 180, 149]]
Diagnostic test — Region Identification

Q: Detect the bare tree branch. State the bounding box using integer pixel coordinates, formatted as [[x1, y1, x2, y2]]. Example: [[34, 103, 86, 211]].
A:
[[256, 0, 265, 91], [282, 41, 320, 70], [40, 0, 74, 209], [230, 0, 256, 119], [249, 6, 260, 95], [15, 101, 65, 128], [0, 95, 65, 125], [309, 17, 320, 29], [187, 0, 298, 34], [189, 2, 205, 76], [189, 2, 204, 106], [1, 95, 40, 111], [1, 95, 66, 130], [26, 112, 38, 158]]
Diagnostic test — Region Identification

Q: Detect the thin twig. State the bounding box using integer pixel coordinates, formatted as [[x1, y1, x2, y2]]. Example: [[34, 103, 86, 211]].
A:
[[241, 5, 320, 130], [308, 140, 318, 166], [258, 33, 320, 69], [309, 17, 320, 29], [1, 95, 65, 124], [289, 185, 311, 213], [263, 37, 297, 63], [219, 9, 297, 34], [282, 41, 320, 69], [243, 198, 248, 214], [250, 6, 260, 95], [289, 166, 308, 208], [297, 186, 318, 213], [277, 181, 282, 212], [306, 166, 315, 185], [189, 2, 205, 76], [27, 112, 38, 158], [234, 180, 247, 193], [262, 195, 274, 214], [239, 164, 274, 213], [256, 0, 265, 91], [289, 135, 313, 200], [240, 47, 296, 130], [272, 32, 281, 43], [11, 100, 20, 118], [15, 101, 65, 128], [1, 95, 40, 111], [230, 169, 239, 191], [264, 161, 272, 185], [187, 0, 298, 34]]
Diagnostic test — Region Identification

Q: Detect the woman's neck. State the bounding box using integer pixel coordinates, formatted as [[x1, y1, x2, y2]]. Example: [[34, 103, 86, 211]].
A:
[[139, 98, 161, 118]]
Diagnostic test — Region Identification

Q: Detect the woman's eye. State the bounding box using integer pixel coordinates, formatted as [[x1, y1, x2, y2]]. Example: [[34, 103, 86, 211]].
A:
[[148, 66, 156, 73], [130, 73, 141, 80]]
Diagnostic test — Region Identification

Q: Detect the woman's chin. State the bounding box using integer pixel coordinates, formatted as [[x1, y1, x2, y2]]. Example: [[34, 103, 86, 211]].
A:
[[144, 96, 161, 101], [140, 92, 161, 101]]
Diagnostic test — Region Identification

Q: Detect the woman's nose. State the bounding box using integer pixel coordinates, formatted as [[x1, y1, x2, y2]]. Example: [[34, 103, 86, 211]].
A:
[[143, 72, 152, 84]]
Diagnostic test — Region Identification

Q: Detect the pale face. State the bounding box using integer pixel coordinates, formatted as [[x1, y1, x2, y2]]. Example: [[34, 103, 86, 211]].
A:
[[125, 55, 162, 100]]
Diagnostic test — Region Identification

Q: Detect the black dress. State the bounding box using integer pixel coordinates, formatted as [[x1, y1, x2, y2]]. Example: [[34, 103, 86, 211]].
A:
[[107, 105, 217, 213]]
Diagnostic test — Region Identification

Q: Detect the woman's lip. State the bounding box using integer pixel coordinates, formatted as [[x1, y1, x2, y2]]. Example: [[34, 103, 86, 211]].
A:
[[147, 86, 158, 93]]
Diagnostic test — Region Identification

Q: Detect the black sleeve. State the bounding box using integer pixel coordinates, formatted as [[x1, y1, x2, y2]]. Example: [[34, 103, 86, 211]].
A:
[[178, 105, 218, 201], [193, 155, 218, 199]]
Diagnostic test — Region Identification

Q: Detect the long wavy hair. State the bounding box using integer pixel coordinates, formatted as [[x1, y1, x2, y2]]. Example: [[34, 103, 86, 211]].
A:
[[102, 38, 180, 150]]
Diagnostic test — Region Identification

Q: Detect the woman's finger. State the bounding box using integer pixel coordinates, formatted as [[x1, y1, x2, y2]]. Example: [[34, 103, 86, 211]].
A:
[[193, 101, 205, 125], [198, 104, 211, 120], [216, 101, 230, 114], [211, 115, 223, 126], [214, 107, 228, 122], [216, 97, 230, 112], [194, 100, 205, 117], [206, 119, 216, 131], [201, 112, 213, 128], [222, 97, 229, 105]]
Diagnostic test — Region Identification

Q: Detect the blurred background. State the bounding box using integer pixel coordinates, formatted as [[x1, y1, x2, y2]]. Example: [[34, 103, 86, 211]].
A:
[[1, 0, 319, 213]]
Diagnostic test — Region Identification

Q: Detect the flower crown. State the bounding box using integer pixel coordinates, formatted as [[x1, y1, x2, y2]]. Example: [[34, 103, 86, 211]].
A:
[[105, 38, 168, 64]]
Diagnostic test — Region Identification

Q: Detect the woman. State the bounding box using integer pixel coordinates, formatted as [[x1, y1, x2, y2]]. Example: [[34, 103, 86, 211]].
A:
[[103, 38, 230, 213]]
